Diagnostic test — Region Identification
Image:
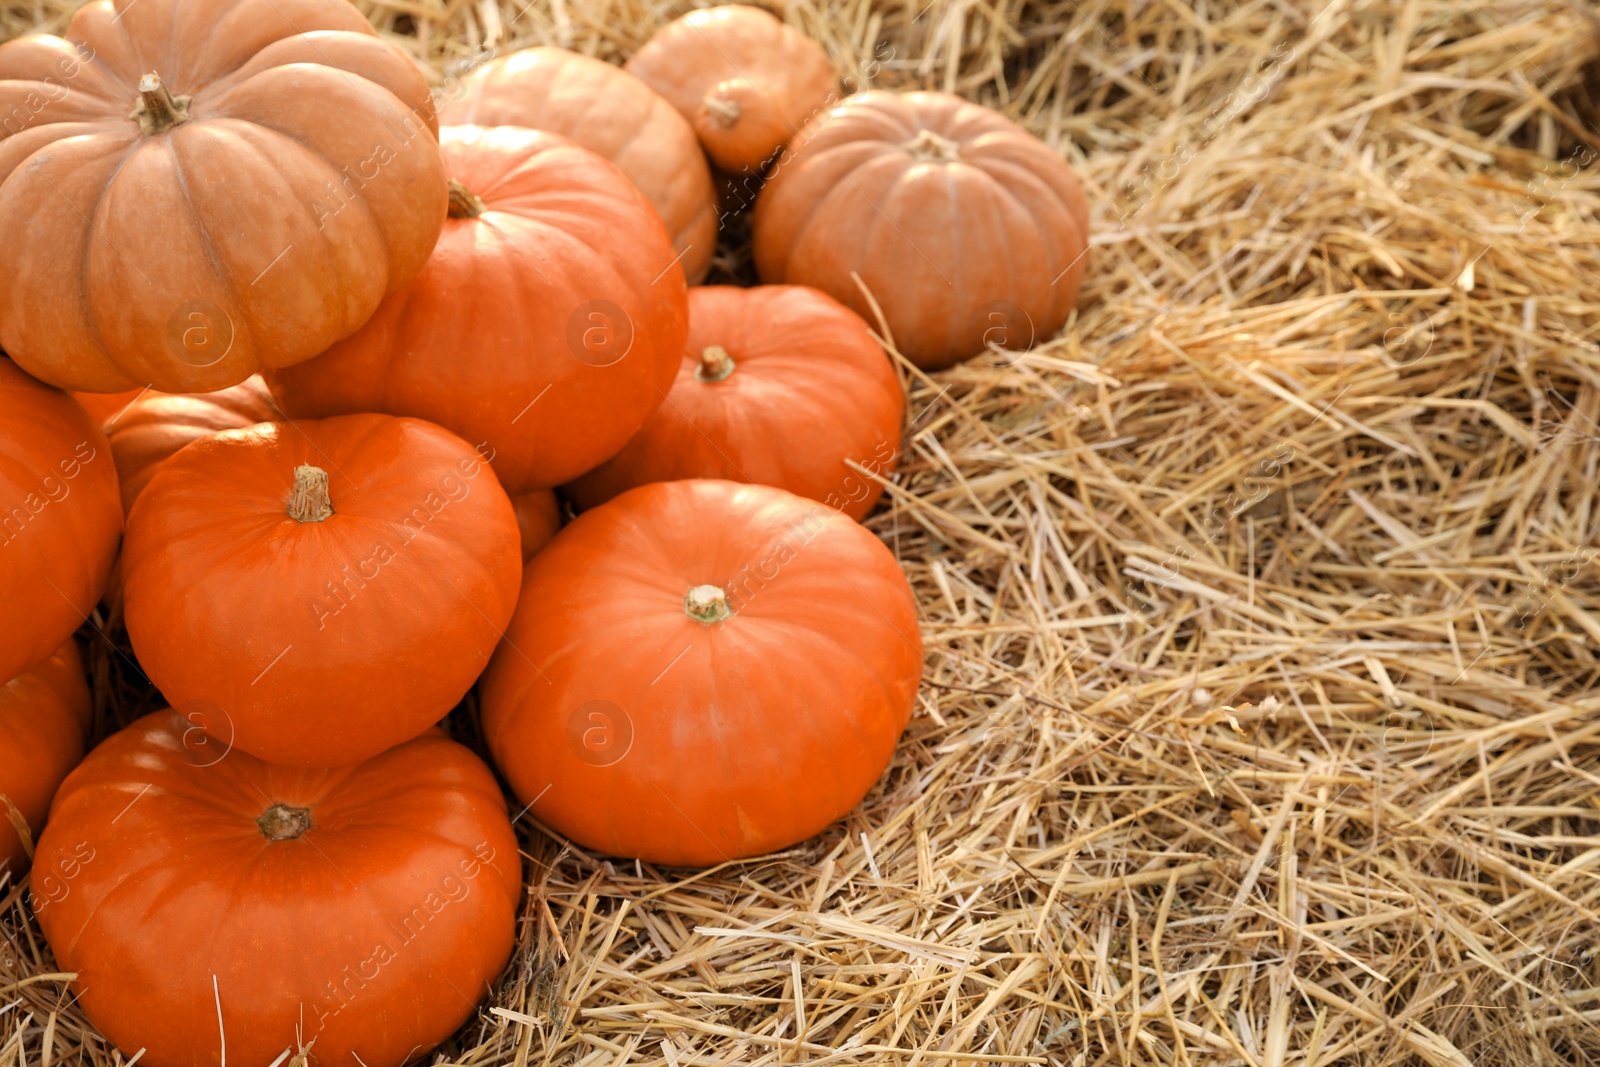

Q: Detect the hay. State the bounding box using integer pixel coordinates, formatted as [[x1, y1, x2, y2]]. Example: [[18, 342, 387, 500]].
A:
[[6, 0, 1600, 1063]]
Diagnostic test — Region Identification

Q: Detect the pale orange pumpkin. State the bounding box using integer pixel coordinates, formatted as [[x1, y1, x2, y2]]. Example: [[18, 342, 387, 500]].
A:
[[440, 47, 716, 284]]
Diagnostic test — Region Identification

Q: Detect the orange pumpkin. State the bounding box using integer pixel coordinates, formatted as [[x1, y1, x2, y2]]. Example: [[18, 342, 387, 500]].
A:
[[0, 0, 448, 393], [512, 490, 562, 561], [753, 91, 1090, 370], [0, 358, 122, 687], [439, 47, 716, 284], [480, 479, 922, 866], [266, 126, 690, 493], [105, 376, 277, 515], [121, 414, 522, 767], [34, 711, 520, 1067], [0, 641, 89, 877], [626, 5, 836, 173], [567, 285, 903, 520], [71, 389, 145, 425]]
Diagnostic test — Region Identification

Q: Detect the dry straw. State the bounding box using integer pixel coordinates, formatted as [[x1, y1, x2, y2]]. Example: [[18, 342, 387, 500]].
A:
[[4, 0, 1600, 1063]]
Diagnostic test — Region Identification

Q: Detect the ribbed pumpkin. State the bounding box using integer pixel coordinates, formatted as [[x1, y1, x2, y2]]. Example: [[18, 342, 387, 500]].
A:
[[34, 712, 520, 1067], [481, 479, 922, 866], [0, 640, 89, 877], [121, 413, 522, 767], [753, 91, 1090, 370], [567, 285, 903, 520], [0, 358, 122, 687], [626, 5, 836, 173], [266, 126, 689, 493], [439, 47, 716, 284], [105, 377, 277, 514], [0, 0, 447, 393]]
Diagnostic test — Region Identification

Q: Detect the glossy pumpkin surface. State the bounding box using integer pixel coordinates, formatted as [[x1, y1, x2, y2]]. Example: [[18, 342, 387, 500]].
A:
[[34, 711, 520, 1067], [0, 0, 448, 393], [440, 47, 716, 284], [121, 413, 522, 767], [0, 358, 122, 687], [267, 126, 689, 493], [568, 285, 903, 520], [480, 479, 922, 867], [753, 91, 1090, 370], [626, 5, 836, 173], [105, 376, 277, 514], [0, 640, 89, 876]]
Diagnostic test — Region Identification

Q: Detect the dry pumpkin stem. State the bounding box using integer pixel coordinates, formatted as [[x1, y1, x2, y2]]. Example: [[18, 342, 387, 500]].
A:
[[287, 464, 333, 523], [9, 0, 1600, 1063]]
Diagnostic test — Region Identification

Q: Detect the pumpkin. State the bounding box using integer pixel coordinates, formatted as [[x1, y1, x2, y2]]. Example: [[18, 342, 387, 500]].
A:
[[512, 490, 562, 561], [752, 91, 1090, 371], [266, 126, 690, 493], [0, 358, 122, 687], [567, 285, 903, 521], [33, 710, 520, 1067], [0, 0, 448, 394], [0, 641, 89, 877], [439, 47, 716, 284], [121, 413, 522, 768], [71, 389, 145, 425], [480, 479, 922, 866], [625, 5, 836, 174], [105, 376, 277, 515]]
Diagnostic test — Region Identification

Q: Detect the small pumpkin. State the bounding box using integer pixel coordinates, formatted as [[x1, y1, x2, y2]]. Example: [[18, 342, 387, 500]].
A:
[[480, 479, 922, 867], [567, 285, 903, 521], [0, 0, 448, 393], [512, 490, 562, 561], [266, 126, 690, 493], [753, 91, 1090, 370], [625, 5, 836, 174], [105, 376, 277, 515], [0, 358, 122, 687], [0, 640, 89, 877], [122, 413, 522, 768], [439, 47, 717, 284], [34, 711, 520, 1067]]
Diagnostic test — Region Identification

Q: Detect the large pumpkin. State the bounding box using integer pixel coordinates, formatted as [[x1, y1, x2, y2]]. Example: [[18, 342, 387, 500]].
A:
[[480, 479, 922, 866], [0, 0, 448, 393], [625, 5, 836, 173], [0, 358, 122, 687], [33, 711, 520, 1067], [439, 47, 716, 284], [121, 413, 522, 767], [266, 126, 690, 493], [567, 285, 903, 520], [0, 641, 89, 877], [753, 91, 1090, 370], [105, 376, 277, 514]]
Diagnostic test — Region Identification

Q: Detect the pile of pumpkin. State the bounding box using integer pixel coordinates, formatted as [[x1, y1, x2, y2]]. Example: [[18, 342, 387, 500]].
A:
[[0, 0, 1088, 1062]]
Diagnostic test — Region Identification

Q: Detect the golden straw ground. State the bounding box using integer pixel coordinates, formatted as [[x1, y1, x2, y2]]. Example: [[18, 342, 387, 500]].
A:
[[5, 0, 1600, 1063]]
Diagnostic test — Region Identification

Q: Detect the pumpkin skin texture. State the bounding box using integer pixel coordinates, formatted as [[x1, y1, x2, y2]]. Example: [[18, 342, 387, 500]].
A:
[[0, 358, 122, 688], [626, 6, 837, 174], [266, 126, 690, 493], [753, 91, 1090, 371], [121, 414, 522, 768], [0, 0, 449, 394], [71, 389, 144, 424], [439, 47, 716, 284], [0, 641, 89, 877], [567, 285, 903, 521], [512, 490, 562, 561], [105, 376, 277, 515], [33, 712, 520, 1067], [480, 479, 922, 867]]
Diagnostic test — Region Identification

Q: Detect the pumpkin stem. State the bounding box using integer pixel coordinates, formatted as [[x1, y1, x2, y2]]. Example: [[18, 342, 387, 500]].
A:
[[904, 128, 962, 163], [131, 72, 191, 135], [702, 94, 742, 126], [257, 803, 313, 841], [684, 584, 731, 623], [447, 179, 486, 218], [695, 345, 736, 382], [288, 464, 333, 523]]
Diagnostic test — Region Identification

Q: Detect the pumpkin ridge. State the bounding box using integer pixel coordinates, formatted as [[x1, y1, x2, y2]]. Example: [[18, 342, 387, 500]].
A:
[[161, 129, 249, 365]]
